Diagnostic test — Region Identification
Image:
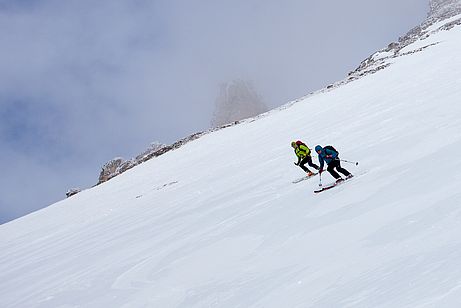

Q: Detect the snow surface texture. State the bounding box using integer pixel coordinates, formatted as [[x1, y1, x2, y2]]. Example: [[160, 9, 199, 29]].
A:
[[2, 14, 461, 308]]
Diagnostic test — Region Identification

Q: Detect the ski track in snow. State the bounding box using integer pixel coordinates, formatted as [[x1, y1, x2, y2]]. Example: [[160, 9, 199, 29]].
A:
[[1, 15, 461, 308]]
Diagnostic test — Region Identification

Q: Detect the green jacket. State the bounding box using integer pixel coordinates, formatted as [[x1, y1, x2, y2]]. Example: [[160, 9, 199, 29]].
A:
[[294, 144, 311, 159]]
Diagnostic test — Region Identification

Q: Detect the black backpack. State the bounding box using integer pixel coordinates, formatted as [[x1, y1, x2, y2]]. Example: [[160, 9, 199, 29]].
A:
[[324, 145, 339, 155]]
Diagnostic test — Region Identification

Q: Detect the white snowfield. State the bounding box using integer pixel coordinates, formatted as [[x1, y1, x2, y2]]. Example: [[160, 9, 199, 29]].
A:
[[2, 17, 461, 308]]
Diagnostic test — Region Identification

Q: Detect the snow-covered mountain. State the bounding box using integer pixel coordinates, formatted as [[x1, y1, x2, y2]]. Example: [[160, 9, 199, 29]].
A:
[[2, 3, 461, 308]]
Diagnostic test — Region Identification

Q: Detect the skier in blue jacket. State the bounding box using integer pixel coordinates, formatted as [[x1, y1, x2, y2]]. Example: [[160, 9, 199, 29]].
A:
[[315, 145, 352, 183]]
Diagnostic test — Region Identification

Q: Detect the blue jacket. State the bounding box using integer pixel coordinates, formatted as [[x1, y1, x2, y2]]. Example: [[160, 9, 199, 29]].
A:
[[315, 146, 338, 170]]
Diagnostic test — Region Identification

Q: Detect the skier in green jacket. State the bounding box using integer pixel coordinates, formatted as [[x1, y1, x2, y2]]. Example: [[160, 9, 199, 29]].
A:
[[291, 141, 320, 176]]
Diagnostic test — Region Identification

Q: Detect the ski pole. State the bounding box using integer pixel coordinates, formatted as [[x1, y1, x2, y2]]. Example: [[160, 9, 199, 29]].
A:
[[337, 159, 359, 166], [319, 172, 322, 187]]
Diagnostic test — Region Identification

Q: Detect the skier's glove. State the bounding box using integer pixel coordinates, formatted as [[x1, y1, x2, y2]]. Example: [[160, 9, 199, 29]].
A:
[[294, 162, 299, 166], [319, 169, 323, 174]]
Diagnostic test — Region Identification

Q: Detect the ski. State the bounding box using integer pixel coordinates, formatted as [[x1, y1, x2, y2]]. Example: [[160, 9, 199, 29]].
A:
[[292, 173, 318, 184], [314, 183, 338, 193], [314, 176, 353, 193]]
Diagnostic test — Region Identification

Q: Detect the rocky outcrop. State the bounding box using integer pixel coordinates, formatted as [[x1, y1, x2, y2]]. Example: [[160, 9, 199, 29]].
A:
[[429, 0, 461, 19], [66, 188, 81, 198], [98, 157, 128, 184], [98, 143, 166, 184]]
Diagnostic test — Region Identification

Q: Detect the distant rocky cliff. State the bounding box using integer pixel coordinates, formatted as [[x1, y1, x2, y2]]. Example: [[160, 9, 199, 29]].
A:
[[211, 80, 268, 128]]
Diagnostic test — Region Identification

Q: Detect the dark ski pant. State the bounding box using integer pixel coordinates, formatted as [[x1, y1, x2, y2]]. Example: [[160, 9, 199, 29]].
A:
[[299, 156, 320, 173], [327, 159, 350, 179]]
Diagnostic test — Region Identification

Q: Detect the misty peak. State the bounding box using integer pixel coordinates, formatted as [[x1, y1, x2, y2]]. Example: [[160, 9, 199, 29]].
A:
[[211, 80, 268, 128]]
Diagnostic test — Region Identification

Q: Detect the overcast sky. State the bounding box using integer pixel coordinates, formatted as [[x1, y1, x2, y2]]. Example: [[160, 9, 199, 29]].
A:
[[0, 0, 427, 224]]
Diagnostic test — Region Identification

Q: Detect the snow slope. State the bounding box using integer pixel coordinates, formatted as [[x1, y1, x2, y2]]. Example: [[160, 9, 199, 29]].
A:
[[2, 15, 461, 308]]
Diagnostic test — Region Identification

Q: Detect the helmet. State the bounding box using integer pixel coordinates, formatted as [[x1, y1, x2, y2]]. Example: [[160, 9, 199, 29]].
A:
[[315, 145, 322, 152], [291, 141, 297, 148]]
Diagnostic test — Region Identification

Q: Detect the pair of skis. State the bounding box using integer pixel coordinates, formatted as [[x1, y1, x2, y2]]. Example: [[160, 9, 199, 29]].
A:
[[292, 172, 354, 193]]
